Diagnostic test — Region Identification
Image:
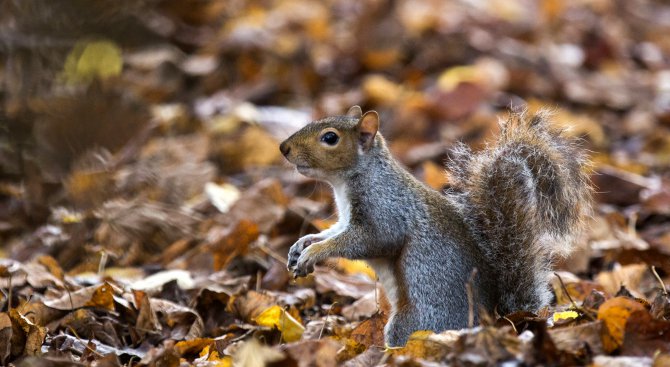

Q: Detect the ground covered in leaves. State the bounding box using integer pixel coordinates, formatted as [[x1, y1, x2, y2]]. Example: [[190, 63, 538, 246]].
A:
[[2, 0, 670, 366]]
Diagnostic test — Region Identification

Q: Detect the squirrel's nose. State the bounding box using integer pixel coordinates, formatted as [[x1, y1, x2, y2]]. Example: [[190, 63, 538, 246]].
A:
[[279, 142, 291, 157]]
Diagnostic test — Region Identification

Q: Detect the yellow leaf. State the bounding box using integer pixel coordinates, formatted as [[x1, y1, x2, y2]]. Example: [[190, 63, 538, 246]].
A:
[[337, 259, 376, 280], [389, 330, 436, 359], [254, 305, 304, 342], [62, 40, 122, 84], [198, 345, 232, 367], [553, 310, 579, 322]]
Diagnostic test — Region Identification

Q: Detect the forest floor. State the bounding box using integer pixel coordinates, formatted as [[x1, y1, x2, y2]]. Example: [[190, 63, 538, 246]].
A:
[[2, 0, 670, 366]]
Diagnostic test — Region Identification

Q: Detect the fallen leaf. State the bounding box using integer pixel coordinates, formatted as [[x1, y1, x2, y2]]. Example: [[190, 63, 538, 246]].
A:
[[281, 339, 341, 367], [254, 305, 305, 343], [598, 297, 646, 353], [175, 337, 215, 356], [622, 310, 670, 356], [0, 313, 11, 364], [62, 39, 123, 84], [349, 312, 386, 348], [549, 320, 604, 355], [232, 338, 285, 367], [553, 310, 579, 322], [314, 267, 376, 300], [209, 219, 260, 271], [227, 290, 276, 323], [84, 282, 115, 311]]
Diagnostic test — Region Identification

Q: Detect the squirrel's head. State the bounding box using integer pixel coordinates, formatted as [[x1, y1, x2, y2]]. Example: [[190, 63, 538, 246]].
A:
[[279, 106, 380, 180]]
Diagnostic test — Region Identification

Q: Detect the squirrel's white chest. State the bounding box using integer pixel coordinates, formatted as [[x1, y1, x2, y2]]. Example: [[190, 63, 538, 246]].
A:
[[332, 183, 351, 228]]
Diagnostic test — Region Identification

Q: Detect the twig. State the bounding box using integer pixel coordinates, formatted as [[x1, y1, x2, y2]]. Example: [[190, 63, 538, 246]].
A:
[[7, 273, 12, 312], [466, 268, 478, 328], [553, 272, 596, 321], [68, 326, 104, 358], [318, 302, 337, 340], [256, 243, 288, 265], [651, 266, 668, 296], [502, 316, 518, 334], [98, 250, 108, 275], [67, 285, 74, 311]]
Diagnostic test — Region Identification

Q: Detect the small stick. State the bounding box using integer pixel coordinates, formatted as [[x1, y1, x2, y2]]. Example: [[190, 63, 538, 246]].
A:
[[68, 326, 104, 357], [98, 251, 108, 275], [318, 302, 337, 340], [651, 266, 668, 296], [553, 272, 595, 321], [257, 243, 288, 265], [502, 316, 518, 334], [7, 273, 12, 312]]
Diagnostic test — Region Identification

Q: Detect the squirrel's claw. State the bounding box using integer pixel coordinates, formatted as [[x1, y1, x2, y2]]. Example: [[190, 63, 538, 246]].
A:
[[287, 234, 319, 274]]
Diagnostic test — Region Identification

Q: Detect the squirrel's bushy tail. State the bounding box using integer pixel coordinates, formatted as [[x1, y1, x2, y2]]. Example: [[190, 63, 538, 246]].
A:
[[446, 110, 592, 313]]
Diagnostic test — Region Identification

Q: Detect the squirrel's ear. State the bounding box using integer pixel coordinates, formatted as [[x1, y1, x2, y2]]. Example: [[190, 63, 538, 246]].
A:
[[357, 111, 379, 150], [346, 105, 363, 118]]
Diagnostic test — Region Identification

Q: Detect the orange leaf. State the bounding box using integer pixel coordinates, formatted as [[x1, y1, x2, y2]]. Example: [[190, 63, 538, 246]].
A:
[[597, 297, 646, 353], [84, 282, 115, 311]]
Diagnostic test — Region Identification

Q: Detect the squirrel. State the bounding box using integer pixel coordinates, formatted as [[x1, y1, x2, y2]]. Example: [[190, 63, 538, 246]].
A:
[[279, 106, 592, 347]]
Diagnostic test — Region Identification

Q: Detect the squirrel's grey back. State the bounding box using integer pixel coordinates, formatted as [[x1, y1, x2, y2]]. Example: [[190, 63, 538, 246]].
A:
[[445, 110, 592, 313]]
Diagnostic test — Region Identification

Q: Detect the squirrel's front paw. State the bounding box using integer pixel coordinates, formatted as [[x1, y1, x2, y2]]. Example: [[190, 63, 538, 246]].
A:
[[293, 244, 321, 278], [287, 234, 320, 273]]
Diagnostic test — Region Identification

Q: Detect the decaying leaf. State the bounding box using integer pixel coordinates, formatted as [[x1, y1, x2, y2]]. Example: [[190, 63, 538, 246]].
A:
[[208, 219, 260, 271], [598, 297, 647, 353], [349, 312, 386, 349], [232, 338, 285, 367]]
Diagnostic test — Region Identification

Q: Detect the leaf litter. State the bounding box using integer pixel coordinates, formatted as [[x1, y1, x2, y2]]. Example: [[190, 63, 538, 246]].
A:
[[2, 0, 670, 366]]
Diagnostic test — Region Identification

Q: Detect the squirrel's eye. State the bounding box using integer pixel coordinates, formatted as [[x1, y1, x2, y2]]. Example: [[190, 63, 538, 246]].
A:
[[320, 131, 339, 146]]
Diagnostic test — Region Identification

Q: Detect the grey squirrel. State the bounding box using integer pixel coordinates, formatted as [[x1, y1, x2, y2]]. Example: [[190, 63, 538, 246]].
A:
[[279, 106, 592, 347]]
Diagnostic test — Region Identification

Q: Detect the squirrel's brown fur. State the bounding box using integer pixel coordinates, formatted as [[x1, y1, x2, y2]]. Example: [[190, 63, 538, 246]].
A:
[[280, 107, 592, 346]]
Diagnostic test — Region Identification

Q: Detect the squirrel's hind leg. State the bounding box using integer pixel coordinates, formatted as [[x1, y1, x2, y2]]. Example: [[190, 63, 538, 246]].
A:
[[384, 306, 420, 347]]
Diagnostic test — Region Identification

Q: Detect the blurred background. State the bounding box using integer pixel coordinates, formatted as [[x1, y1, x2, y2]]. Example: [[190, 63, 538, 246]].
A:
[[1, 0, 670, 359]]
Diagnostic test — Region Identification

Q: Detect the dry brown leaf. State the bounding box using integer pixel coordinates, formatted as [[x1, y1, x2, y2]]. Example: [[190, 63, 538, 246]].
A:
[[314, 267, 376, 300], [9, 309, 47, 356], [233, 338, 285, 367], [0, 313, 11, 364], [150, 298, 204, 340], [210, 124, 282, 173], [208, 219, 259, 271], [134, 290, 161, 335], [84, 282, 115, 311], [226, 179, 289, 233], [622, 310, 670, 356], [349, 312, 387, 349], [595, 264, 650, 297], [44, 283, 116, 311], [597, 297, 647, 353], [281, 339, 341, 367], [227, 290, 276, 323], [552, 278, 606, 306], [450, 327, 522, 365], [342, 292, 380, 321], [549, 320, 604, 354]]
